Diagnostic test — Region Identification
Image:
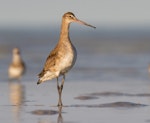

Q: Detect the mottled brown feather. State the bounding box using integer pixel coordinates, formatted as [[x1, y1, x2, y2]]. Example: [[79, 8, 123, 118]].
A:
[[38, 43, 66, 78]]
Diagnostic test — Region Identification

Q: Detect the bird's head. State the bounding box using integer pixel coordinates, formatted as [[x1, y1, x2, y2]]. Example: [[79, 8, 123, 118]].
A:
[[63, 12, 96, 29], [13, 48, 20, 55]]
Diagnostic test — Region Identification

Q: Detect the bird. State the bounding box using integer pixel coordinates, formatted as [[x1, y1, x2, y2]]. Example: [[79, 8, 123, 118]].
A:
[[37, 12, 96, 106], [148, 64, 150, 73], [8, 48, 25, 82]]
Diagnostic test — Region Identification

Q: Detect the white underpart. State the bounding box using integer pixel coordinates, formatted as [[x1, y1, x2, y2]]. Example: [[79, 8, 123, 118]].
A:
[[40, 71, 59, 82], [59, 49, 76, 74], [9, 66, 23, 79]]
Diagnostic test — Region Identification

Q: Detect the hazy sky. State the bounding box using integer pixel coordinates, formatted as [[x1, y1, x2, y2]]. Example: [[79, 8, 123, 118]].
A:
[[0, 0, 150, 27]]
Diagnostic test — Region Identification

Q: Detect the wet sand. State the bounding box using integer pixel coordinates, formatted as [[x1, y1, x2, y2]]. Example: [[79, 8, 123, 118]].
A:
[[1, 80, 150, 123]]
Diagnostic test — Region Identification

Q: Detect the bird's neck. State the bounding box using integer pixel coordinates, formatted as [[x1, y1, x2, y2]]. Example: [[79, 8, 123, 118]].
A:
[[59, 19, 70, 41], [12, 54, 22, 64]]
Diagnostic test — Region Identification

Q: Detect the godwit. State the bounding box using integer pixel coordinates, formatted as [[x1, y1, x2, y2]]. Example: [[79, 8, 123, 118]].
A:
[[8, 48, 25, 82], [37, 12, 96, 106]]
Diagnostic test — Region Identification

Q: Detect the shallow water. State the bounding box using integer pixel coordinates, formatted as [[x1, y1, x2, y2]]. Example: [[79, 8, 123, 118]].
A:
[[1, 28, 150, 123], [1, 28, 150, 82], [1, 81, 150, 123]]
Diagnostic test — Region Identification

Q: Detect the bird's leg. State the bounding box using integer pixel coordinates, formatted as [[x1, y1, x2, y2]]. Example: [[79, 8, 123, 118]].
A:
[[57, 77, 60, 106], [57, 75, 65, 107], [60, 75, 65, 93], [57, 77, 62, 106]]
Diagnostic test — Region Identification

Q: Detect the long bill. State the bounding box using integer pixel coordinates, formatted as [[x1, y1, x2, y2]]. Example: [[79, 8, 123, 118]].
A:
[[76, 19, 96, 29]]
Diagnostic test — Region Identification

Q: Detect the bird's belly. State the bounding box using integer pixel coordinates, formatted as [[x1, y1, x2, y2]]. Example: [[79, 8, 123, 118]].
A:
[[59, 50, 76, 74], [9, 66, 24, 78]]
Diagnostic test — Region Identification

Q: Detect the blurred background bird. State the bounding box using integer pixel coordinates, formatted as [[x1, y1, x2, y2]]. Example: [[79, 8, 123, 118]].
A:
[[8, 48, 25, 82]]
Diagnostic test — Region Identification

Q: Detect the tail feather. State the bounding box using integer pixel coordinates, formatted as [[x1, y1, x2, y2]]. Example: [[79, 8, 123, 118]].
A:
[[37, 70, 44, 85], [37, 70, 58, 85], [38, 70, 45, 78], [37, 80, 42, 85]]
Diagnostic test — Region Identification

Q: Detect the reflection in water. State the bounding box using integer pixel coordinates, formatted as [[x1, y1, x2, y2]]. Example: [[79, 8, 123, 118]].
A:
[[148, 64, 150, 73], [148, 64, 150, 79], [9, 82, 25, 123], [57, 106, 63, 123], [33, 107, 64, 123]]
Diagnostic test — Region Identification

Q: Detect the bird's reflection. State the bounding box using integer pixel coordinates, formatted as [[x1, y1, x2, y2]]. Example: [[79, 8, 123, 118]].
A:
[[57, 106, 63, 123], [148, 64, 150, 78], [36, 106, 64, 123], [9, 82, 25, 123]]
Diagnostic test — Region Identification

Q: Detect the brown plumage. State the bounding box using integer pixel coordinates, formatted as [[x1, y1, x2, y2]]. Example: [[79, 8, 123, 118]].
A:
[[37, 12, 95, 106]]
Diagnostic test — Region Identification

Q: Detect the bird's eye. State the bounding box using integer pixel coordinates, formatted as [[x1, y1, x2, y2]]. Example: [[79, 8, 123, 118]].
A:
[[69, 15, 73, 18]]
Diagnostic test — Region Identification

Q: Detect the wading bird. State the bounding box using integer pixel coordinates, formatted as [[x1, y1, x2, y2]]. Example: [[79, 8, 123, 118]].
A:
[[37, 12, 96, 106], [8, 48, 25, 82]]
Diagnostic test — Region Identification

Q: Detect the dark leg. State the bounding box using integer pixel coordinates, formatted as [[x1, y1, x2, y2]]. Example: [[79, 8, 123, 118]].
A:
[[57, 77, 62, 106], [57, 77, 61, 106], [57, 75, 65, 107]]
